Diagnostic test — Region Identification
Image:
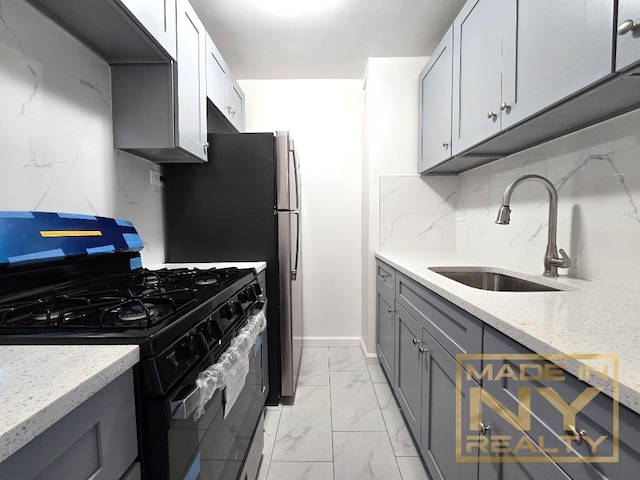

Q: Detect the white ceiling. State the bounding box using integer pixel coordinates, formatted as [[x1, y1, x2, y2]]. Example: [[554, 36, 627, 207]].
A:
[[190, 0, 466, 79]]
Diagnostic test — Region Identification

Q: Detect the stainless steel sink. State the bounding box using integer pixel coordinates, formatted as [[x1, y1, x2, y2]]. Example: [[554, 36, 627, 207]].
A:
[[428, 268, 561, 292]]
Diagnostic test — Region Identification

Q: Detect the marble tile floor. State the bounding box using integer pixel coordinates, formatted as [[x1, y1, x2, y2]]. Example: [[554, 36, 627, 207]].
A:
[[258, 346, 430, 480]]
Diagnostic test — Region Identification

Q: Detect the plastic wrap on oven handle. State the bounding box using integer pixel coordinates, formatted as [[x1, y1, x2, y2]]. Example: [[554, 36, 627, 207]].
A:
[[193, 305, 267, 420]]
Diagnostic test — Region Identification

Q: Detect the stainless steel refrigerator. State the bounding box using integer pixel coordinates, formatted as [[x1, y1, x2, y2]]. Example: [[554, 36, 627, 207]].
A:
[[163, 131, 303, 405]]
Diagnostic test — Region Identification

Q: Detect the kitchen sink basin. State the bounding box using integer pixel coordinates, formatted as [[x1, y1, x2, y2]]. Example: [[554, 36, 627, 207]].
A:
[[428, 268, 561, 292]]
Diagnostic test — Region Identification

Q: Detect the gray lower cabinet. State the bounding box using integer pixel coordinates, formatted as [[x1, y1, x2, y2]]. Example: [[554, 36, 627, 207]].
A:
[[418, 26, 453, 173], [616, 0, 640, 72], [376, 292, 395, 383], [0, 370, 138, 480]]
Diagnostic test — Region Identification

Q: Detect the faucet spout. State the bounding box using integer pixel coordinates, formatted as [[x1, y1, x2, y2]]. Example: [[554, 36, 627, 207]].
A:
[[495, 174, 571, 277]]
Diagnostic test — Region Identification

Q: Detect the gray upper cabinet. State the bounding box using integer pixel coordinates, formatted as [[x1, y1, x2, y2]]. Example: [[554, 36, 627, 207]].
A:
[[418, 27, 454, 173], [501, 0, 614, 129], [112, 0, 208, 163], [452, 0, 513, 155], [176, 0, 208, 160], [120, 0, 177, 60], [225, 76, 246, 132], [616, 0, 640, 71], [24, 0, 176, 63]]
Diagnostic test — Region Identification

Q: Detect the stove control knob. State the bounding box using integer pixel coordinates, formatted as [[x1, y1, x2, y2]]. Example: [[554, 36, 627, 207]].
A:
[[245, 287, 257, 302], [252, 283, 263, 297], [238, 290, 249, 303], [204, 320, 222, 340], [220, 303, 233, 319], [186, 335, 196, 356], [231, 301, 243, 315]]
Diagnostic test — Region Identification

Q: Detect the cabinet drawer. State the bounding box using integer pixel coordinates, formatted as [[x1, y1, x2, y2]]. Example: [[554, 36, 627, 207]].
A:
[[396, 272, 482, 359], [376, 260, 395, 304], [483, 326, 640, 478]]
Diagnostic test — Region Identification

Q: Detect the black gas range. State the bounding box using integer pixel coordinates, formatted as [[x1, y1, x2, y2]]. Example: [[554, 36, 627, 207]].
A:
[[0, 212, 268, 480]]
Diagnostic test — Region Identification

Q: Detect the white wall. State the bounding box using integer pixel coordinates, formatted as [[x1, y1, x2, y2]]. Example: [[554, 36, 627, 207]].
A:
[[361, 57, 429, 354], [239, 79, 363, 341], [0, 0, 165, 263]]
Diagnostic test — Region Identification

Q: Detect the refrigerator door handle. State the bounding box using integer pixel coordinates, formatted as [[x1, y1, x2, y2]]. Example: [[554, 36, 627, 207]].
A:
[[291, 145, 300, 211], [292, 211, 300, 281]]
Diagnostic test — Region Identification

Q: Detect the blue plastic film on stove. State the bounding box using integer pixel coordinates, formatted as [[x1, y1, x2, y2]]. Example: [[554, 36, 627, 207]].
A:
[[0, 211, 143, 267], [115, 218, 134, 227], [123, 233, 144, 250], [57, 213, 97, 221], [8, 248, 65, 264], [130, 256, 143, 270], [87, 245, 116, 255], [0, 212, 34, 219], [183, 453, 201, 480]]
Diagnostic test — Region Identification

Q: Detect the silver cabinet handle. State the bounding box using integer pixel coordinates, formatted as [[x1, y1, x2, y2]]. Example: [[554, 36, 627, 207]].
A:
[[618, 19, 639, 35], [479, 422, 491, 436], [412, 338, 419, 345], [419, 346, 427, 353], [204, 142, 209, 154], [565, 425, 588, 445], [387, 307, 393, 314], [487, 110, 497, 119], [379, 272, 388, 279], [442, 142, 449, 149], [500, 102, 510, 111]]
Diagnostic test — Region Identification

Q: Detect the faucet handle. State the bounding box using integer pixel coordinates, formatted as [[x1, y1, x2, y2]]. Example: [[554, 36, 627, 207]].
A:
[[552, 248, 572, 269]]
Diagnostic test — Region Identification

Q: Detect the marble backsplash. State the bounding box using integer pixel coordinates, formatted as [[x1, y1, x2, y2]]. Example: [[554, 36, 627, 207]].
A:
[[379, 109, 640, 290], [0, 0, 164, 263]]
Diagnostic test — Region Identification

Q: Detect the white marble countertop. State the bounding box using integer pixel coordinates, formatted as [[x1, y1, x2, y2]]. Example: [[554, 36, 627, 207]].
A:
[[0, 345, 139, 463], [147, 261, 267, 274], [376, 250, 640, 414]]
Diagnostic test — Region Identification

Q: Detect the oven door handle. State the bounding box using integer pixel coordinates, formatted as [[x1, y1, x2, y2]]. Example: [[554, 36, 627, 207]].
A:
[[170, 385, 201, 420]]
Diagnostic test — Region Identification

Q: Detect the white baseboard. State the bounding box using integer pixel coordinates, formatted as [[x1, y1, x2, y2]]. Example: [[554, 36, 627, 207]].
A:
[[359, 338, 379, 365], [302, 336, 361, 347]]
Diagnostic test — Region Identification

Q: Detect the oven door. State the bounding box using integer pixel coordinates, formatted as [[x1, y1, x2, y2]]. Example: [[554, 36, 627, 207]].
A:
[[149, 327, 266, 480]]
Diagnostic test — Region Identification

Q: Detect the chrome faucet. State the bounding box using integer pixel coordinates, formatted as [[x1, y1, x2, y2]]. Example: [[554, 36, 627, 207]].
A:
[[495, 174, 571, 277]]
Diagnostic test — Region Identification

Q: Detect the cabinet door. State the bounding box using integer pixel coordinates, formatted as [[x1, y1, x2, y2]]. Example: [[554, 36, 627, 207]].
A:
[[477, 406, 572, 480], [226, 75, 246, 132], [616, 0, 640, 71], [176, 0, 208, 161], [452, 0, 508, 154], [502, 0, 614, 128], [376, 293, 394, 383], [120, 0, 177, 60], [206, 34, 228, 112], [394, 303, 423, 439], [419, 27, 453, 173], [420, 333, 478, 480]]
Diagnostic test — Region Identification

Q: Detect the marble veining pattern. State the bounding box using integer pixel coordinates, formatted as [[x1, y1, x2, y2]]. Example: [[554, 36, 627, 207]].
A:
[[298, 347, 330, 386], [367, 364, 387, 383], [271, 385, 333, 462], [0, 345, 139, 463], [0, 0, 165, 264], [333, 432, 402, 480], [373, 382, 419, 457], [379, 175, 457, 251], [329, 346, 367, 371], [330, 371, 386, 431], [267, 462, 334, 480]]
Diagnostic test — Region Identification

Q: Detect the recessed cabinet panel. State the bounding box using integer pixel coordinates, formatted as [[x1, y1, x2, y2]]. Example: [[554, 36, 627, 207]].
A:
[[394, 303, 423, 439], [502, 0, 614, 128], [176, 0, 207, 160], [419, 27, 454, 173], [120, 0, 177, 60], [616, 0, 640, 71], [452, 0, 505, 155], [206, 35, 228, 111], [376, 293, 394, 383]]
